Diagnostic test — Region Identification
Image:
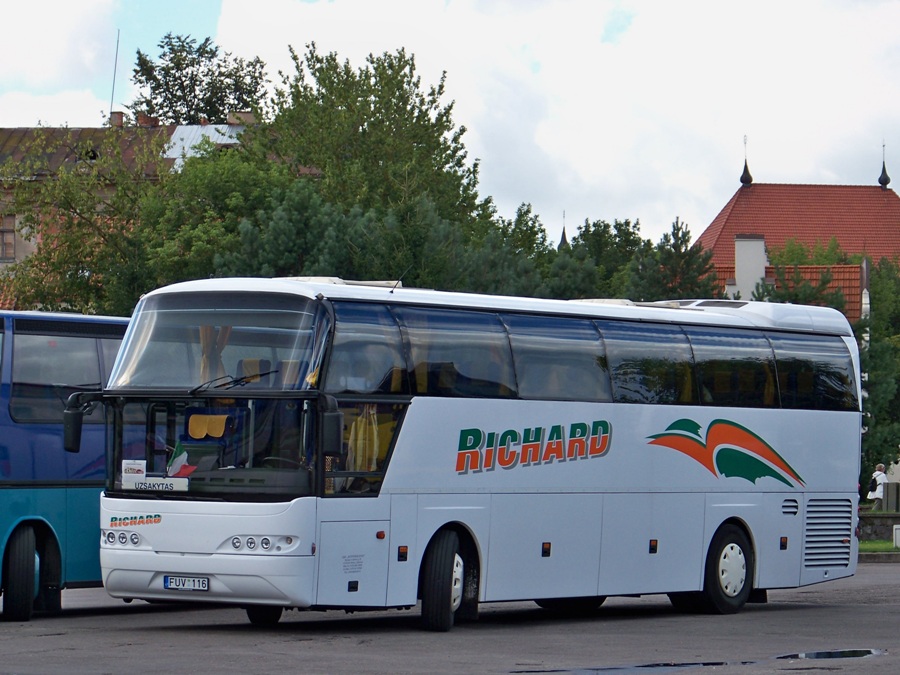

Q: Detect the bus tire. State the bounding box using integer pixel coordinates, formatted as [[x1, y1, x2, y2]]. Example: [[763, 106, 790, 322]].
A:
[[535, 596, 606, 614], [420, 530, 463, 632], [246, 605, 283, 626], [35, 535, 62, 614], [702, 524, 753, 614], [2, 525, 36, 622]]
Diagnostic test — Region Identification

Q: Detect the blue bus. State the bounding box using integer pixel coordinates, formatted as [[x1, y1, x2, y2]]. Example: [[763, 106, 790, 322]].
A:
[[0, 311, 127, 621]]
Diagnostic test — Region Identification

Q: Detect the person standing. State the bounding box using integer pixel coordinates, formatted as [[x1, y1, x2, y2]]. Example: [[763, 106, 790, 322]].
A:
[[867, 463, 889, 511]]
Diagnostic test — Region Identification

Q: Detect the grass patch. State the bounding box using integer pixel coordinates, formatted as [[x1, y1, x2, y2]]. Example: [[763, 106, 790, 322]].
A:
[[859, 540, 900, 553]]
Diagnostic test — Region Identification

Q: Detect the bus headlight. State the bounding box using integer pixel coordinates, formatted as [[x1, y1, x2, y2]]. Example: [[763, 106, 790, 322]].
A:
[[106, 531, 116, 545]]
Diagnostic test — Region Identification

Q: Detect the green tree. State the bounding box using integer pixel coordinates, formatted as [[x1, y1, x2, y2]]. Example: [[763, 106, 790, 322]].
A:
[[570, 217, 643, 297], [215, 178, 357, 278], [495, 204, 554, 272], [455, 226, 545, 297], [140, 140, 294, 287], [767, 237, 851, 265], [537, 245, 602, 299], [247, 43, 490, 233], [625, 218, 720, 301], [860, 258, 900, 482], [751, 266, 845, 312], [0, 126, 169, 315], [130, 33, 267, 124]]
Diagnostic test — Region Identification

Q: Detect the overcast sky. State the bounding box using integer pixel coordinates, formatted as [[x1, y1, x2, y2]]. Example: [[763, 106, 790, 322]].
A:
[[2, 0, 900, 245]]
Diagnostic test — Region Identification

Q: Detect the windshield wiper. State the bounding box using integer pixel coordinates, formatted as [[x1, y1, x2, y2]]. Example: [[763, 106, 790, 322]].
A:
[[189, 375, 232, 395], [216, 370, 279, 390]]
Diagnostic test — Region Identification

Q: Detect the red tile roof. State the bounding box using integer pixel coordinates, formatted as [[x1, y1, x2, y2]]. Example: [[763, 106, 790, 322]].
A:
[[698, 183, 900, 268], [0, 126, 175, 177], [712, 263, 863, 323]]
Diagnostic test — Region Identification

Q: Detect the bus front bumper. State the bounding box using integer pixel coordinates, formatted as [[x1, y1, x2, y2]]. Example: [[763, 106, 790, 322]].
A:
[[101, 549, 316, 607]]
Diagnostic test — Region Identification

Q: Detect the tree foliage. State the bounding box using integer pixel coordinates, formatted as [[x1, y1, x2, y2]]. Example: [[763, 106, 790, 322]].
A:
[[625, 218, 719, 301], [247, 43, 490, 233], [860, 258, 900, 480], [140, 141, 294, 287], [571, 218, 643, 297], [767, 237, 851, 265], [751, 265, 845, 312], [0, 126, 169, 315], [130, 33, 267, 124]]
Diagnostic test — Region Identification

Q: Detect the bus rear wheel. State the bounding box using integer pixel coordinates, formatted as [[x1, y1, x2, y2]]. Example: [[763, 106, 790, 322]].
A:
[[2, 525, 36, 622], [246, 605, 283, 626], [702, 524, 753, 614], [420, 530, 463, 632]]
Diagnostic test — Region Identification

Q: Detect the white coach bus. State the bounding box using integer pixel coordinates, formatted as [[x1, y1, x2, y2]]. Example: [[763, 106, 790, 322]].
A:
[[64, 278, 862, 630]]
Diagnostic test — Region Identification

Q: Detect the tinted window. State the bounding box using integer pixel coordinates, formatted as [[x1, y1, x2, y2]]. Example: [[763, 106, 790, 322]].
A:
[[325, 303, 409, 394], [768, 333, 858, 411], [396, 307, 516, 398], [597, 321, 697, 404], [684, 327, 777, 407], [11, 334, 104, 423], [504, 313, 611, 401], [111, 292, 322, 390]]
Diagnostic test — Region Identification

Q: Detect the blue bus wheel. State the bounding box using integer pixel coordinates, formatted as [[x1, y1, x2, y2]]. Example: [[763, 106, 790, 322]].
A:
[[2, 526, 36, 622]]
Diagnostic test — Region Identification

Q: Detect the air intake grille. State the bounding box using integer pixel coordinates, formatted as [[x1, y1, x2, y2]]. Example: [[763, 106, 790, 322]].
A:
[[782, 498, 800, 516], [804, 498, 853, 568]]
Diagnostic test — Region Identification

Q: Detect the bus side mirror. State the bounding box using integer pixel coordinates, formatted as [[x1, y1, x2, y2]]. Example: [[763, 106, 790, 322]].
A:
[[63, 391, 102, 453], [319, 394, 345, 458], [64, 408, 84, 454], [321, 410, 345, 458]]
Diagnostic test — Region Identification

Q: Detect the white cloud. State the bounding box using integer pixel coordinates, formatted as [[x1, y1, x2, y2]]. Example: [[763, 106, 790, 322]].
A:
[[0, 90, 110, 127], [0, 0, 117, 91]]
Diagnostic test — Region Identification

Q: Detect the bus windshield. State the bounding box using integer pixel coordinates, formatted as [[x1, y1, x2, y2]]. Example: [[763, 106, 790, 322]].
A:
[[109, 291, 323, 391]]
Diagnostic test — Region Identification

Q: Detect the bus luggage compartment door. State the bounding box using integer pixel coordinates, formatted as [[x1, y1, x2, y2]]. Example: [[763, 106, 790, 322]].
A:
[[316, 520, 390, 607]]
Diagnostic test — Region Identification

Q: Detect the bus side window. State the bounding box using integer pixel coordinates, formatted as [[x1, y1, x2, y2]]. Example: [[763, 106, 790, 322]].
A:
[[11, 333, 104, 423], [683, 326, 777, 408], [597, 321, 695, 405], [324, 303, 408, 395], [768, 332, 858, 411], [504, 313, 611, 401], [396, 307, 515, 399]]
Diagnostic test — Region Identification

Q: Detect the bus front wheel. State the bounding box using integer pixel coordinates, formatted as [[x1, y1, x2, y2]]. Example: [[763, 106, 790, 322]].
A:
[[420, 530, 463, 632], [246, 605, 283, 626], [702, 524, 753, 614], [2, 525, 36, 622]]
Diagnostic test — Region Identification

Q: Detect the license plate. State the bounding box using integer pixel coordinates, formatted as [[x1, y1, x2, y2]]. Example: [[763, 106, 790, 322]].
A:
[[164, 575, 209, 591]]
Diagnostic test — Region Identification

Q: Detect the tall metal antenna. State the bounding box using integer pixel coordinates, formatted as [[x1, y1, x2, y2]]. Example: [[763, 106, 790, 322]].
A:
[[108, 29, 120, 123], [743, 134, 748, 160]]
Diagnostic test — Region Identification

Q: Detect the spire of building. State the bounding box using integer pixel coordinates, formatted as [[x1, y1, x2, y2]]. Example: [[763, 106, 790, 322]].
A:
[[740, 135, 753, 186], [879, 143, 891, 189], [740, 158, 753, 186], [558, 223, 569, 250]]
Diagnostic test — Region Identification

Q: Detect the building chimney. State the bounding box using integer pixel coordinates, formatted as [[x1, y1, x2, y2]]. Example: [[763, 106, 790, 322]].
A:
[[109, 111, 125, 127], [136, 113, 159, 128], [227, 111, 256, 125]]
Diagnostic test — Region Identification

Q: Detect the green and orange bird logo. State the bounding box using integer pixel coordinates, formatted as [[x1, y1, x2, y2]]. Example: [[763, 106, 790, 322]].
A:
[[648, 418, 804, 487]]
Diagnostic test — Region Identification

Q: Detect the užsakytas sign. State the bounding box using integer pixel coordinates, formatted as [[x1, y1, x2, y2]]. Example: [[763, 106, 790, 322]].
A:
[[456, 420, 611, 474]]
